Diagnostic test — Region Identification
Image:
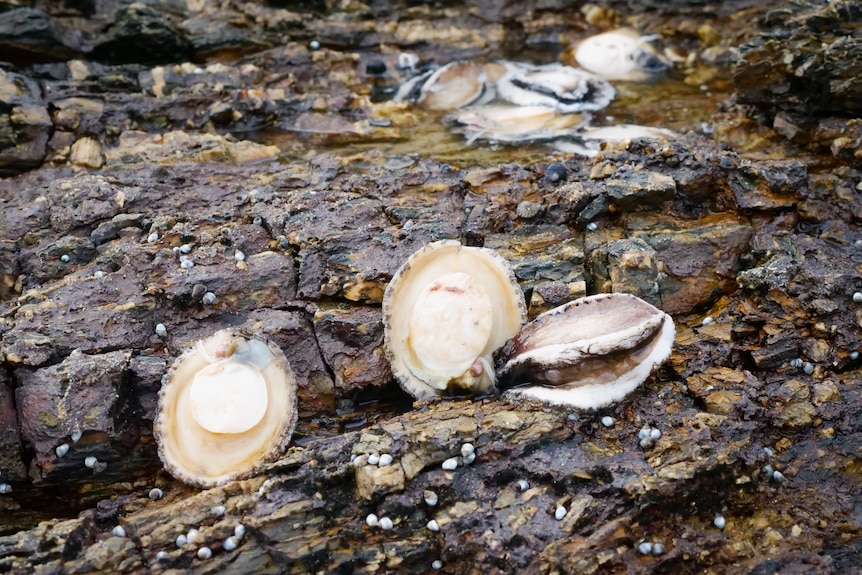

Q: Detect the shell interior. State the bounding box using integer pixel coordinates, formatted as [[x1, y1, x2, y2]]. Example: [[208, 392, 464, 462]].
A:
[[497, 293, 676, 409], [450, 105, 585, 143], [155, 329, 298, 487], [418, 61, 492, 111], [189, 361, 268, 434], [383, 240, 527, 399], [394, 70, 433, 104], [406, 271, 494, 384]]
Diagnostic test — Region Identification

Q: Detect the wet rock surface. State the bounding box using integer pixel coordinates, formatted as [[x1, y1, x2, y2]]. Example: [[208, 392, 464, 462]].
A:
[[734, 0, 862, 155], [1, 0, 861, 573]]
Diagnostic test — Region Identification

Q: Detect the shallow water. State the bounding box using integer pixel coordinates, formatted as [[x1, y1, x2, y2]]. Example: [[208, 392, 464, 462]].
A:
[[257, 65, 737, 169]]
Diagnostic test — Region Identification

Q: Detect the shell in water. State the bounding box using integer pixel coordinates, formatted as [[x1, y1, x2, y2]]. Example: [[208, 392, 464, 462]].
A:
[[495, 62, 616, 113], [155, 329, 297, 487], [450, 104, 586, 144], [395, 61, 494, 111], [568, 28, 671, 81], [383, 240, 527, 400], [551, 124, 677, 157], [495, 293, 675, 409]]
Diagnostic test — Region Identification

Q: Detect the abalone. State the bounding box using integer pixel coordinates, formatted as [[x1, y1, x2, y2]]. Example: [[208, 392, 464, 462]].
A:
[[552, 124, 677, 156], [568, 28, 670, 81], [495, 293, 675, 409], [383, 240, 527, 399], [450, 104, 586, 144], [395, 61, 493, 111], [496, 62, 616, 113], [154, 329, 297, 487]]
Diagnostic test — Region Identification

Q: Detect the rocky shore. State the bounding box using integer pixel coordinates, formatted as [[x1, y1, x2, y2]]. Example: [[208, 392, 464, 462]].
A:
[[1, 0, 861, 573]]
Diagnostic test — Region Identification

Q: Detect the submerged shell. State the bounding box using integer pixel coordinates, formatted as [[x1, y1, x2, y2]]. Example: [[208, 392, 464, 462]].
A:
[[496, 293, 675, 409], [383, 240, 527, 399], [496, 63, 616, 113], [395, 61, 493, 111], [552, 124, 677, 157], [450, 104, 585, 144], [155, 329, 297, 487], [569, 28, 670, 81]]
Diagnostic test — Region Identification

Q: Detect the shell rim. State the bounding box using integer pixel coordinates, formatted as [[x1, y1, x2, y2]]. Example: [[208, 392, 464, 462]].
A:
[[154, 328, 298, 488]]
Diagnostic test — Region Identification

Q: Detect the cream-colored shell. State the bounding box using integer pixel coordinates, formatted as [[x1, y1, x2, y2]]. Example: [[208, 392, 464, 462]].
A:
[[418, 61, 493, 111], [383, 240, 527, 400], [395, 61, 494, 112], [572, 28, 670, 81], [495, 62, 616, 113], [496, 293, 675, 409], [155, 329, 297, 488], [450, 104, 586, 143]]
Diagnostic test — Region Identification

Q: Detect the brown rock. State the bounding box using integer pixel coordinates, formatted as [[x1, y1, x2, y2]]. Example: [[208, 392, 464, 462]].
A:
[[586, 237, 660, 303], [771, 379, 816, 428], [69, 137, 104, 169], [485, 225, 585, 316], [0, 240, 20, 302], [0, 378, 26, 483], [15, 349, 133, 475], [604, 170, 677, 211], [313, 304, 391, 394]]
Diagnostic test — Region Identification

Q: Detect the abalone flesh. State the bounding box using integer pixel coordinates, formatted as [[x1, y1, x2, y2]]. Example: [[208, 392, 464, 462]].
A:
[[155, 329, 298, 487], [383, 240, 527, 399], [495, 293, 675, 409]]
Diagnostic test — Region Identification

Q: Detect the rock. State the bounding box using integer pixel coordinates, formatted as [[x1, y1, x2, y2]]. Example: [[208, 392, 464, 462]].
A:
[[770, 379, 816, 428], [88, 4, 192, 64], [14, 349, 133, 476], [0, 69, 51, 174], [0, 8, 76, 65], [127, 355, 167, 422], [151, 247, 297, 313], [484, 225, 586, 316], [45, 175, 126, 235], [630, 213, 754, 315], [102, 131, 280, 165], [51, 97, 107, 133], [734, 0, 862, 117], [1, 268, 155, 367], [0, 377, 27, 483], [734, 0, 862, 155], [604, 171, 677, 211], [28, 235, 98, 283], [313, 304, 391, 395], [0, 398, 824, 574], [0, 3, 860, 573], [727, 159, 807, 210], [355, 458, 406, 500], [0, 240, 20, 302], [69, 137, 103, 168], [89, 221, 119, 245], [686, 367, 751, 416], [586, 237, 660, 302]]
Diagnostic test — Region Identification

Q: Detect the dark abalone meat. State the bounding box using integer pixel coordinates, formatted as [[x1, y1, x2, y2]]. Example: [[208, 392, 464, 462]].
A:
[[495, 293, 675, 409]]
